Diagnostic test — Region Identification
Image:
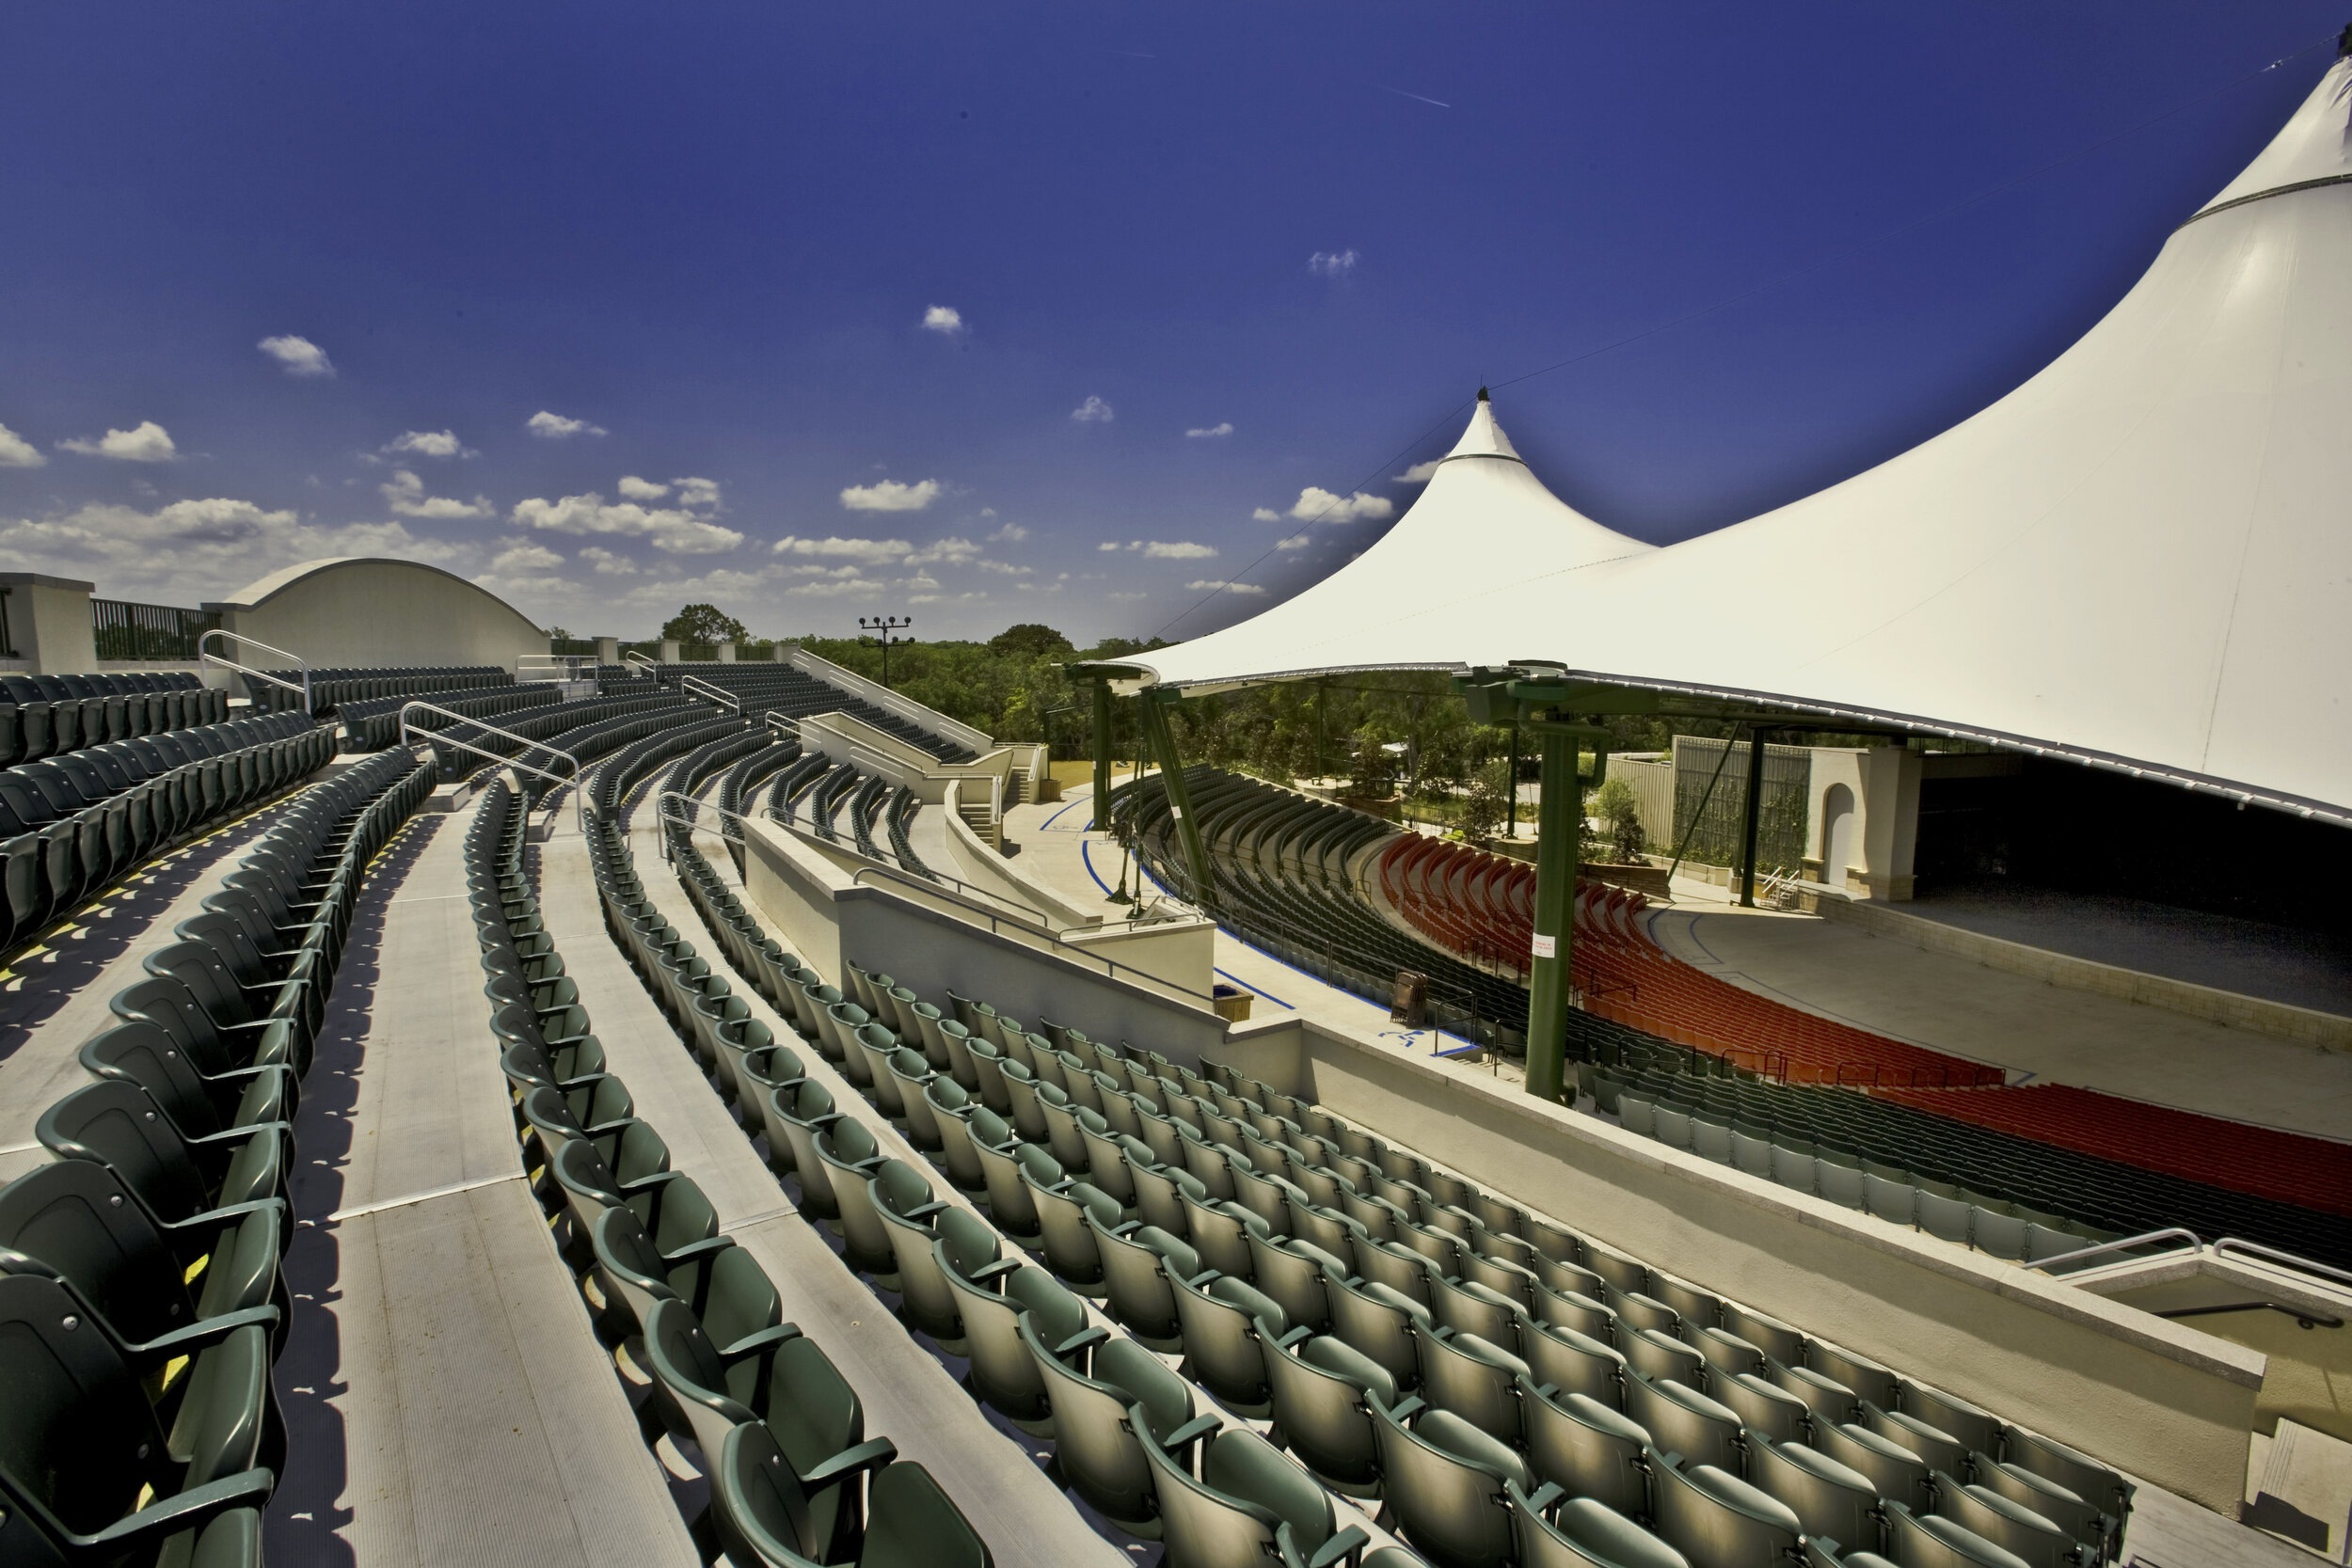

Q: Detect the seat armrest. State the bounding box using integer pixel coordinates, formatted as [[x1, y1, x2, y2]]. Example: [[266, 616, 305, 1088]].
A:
[[800, 1436, 899, 1490], [1520, 1481, 1565, 1513], [184, 1119, 294, 1150], [970, 1258, 1020, 1285], [660, 1236, 737, 1266], [717, 1321, 805, 1366], [130, 1304, 282, 1362], [1053, 1325, 1109, 1359], [86, 1467, 276, 1552], [1160, 1412, 1223, 1458], [1274, 1324, 1314, 1351], [905, 1199, 949, 1221], [1306, 1525, 1370, 1568]]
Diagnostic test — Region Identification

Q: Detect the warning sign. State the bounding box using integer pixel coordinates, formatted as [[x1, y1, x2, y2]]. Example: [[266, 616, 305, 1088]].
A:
[[1531, 933, 1557, 959]]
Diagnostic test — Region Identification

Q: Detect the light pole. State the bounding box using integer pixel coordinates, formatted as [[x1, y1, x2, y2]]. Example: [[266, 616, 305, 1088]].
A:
[[856, 614, 914, 689]]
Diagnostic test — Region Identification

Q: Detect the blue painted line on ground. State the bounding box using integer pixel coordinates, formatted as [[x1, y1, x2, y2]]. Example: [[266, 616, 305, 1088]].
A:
[[1041, 794, 1090, 832], [1216, 968, 1294, 1010]]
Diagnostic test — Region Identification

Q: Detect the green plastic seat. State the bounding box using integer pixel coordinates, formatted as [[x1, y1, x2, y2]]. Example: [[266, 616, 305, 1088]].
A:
[[0, 1272, 276, 1563], [1507, 1483, 1689, 1568], [35, 1081, 288, 1243], [1140, 1415, 1365, 1568], [715, 1448, 989, 1568]]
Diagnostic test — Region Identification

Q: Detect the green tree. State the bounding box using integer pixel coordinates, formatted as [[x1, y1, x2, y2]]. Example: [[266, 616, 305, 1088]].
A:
[[1590, 775, 1644, 862], [661, 603, 748, 643], [988, 623, 1074, 659]]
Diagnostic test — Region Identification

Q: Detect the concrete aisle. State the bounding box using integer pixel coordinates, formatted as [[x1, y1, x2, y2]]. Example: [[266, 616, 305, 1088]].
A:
[[269, 798, 700, 1568]]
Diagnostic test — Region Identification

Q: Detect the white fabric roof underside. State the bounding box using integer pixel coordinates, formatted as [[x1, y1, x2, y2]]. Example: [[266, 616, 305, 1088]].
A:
[[1127, 59, 2352, 822]]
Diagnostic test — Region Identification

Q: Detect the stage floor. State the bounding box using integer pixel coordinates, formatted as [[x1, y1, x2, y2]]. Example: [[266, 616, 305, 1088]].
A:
[[1646, 875, 2352, 1142]]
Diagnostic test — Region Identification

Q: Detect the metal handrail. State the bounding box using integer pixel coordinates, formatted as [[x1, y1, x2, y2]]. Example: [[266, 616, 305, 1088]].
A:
[[400, 700, 585, 832], [765, 711, 800, 740], [2211, 1237, 2352, 1292], [199, 629, 311, 712], [2022, 1227, 2202, 1274], [623, 650, 661, 679], [679, 674, 741, 715]]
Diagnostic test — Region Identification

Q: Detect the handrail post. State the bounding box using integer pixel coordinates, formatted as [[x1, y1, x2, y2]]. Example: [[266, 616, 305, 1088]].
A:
[[399, 699, 584, 834], [199, 628, 313, 712]]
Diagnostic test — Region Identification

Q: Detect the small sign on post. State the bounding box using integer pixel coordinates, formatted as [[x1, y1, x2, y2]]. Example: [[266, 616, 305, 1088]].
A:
[[1531, 933, 1557, 959], [1391, 970, 1428, 1027]]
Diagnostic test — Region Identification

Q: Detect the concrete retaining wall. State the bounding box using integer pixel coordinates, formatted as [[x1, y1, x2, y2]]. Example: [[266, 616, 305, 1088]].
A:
[[739, 816, 1229, 1065]]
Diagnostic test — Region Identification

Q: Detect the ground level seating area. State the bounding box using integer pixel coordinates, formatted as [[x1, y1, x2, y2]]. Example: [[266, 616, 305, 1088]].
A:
[[1383, 834, 2003, 1089], [1126, 768, 1527, 1048], [1872, 1085, 2352, 1224], [0, 748, 432, 1563], [1587, 1015, 2352, 1272], [1, 670, 226, 764]]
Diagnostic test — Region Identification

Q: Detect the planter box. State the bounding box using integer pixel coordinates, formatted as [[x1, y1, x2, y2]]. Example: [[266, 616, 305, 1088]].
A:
[[1212, 984, 1253, 1023]]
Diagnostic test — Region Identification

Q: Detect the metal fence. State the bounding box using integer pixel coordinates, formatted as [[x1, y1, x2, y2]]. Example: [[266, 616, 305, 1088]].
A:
[[676, 641, 719, 662], [549, 637, 599, 656], [91, 598, 221, 661], [0, 590, 15, 659], [1671, 736, 1811, 874]]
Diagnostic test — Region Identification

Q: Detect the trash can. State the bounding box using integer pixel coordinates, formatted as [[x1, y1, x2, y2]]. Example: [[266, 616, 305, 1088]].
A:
[[1212, 983, 1252, 1023]]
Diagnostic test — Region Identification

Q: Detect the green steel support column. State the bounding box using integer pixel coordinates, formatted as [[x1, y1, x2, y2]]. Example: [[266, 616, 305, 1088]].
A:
[[1739, 725, 1770, 908], [1139, 690, 1214, 907], [1524, 724, 1580, 1104], [1090, 680, 1115, 832]]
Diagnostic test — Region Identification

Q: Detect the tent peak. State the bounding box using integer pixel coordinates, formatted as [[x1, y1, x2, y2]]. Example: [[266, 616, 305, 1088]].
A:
[[1442, 391, 1524, 466]]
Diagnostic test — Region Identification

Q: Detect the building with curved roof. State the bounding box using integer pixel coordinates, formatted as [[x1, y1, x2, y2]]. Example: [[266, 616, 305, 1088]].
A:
[[203, 556, 548, 670]]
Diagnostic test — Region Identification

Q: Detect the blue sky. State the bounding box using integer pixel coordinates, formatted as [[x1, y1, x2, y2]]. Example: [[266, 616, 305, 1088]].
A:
[[0, 3, 2338, 643]]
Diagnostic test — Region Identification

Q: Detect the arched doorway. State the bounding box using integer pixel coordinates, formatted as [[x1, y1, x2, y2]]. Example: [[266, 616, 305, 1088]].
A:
[[1820, 784, 1854, 892]]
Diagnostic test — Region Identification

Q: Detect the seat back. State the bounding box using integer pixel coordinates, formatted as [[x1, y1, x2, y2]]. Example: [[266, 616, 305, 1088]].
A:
[[0, 1158, 200, 1347], [1647, 1450, 1803, 1568], [1370, 1400, 1526, 1568]]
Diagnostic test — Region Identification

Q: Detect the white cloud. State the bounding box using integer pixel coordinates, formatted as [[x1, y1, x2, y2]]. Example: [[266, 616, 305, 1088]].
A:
[[59, 421, 177, 463], [0, 496, 470, 602], [1186, 578, 1267, 595], [840, 478, 941, 513], [673, 476, 721, 510], [922, 305, 966, 335], [1250, 507, 1281, 522], [909, 535, 980, 565], [491, 541, 565, 573], [1285, 485, 1392, 523], [616, 475, 670, 500], [512, 492, 743, 553], [773, 534, 914, 563], [1276, 533, 1311, 550], [385, 429, 472, 459], [1108, 591, 1147, 602], [986, 520, 1028, 543], [381, 468, 494, 519], [1395, 458, 1442, 483], [1097, 541, 1121, 552], [258, 335, 334, 377], [1143, 540, 1216, 560], [1070, 395, 1115, 423], [528, 410, 607, 440], [974, 560, 1031, 576], [0, 422, 44, 467], [580, 546, 637, 576], [1185, 421, 1233, 438], [1307, 249, 1359, 277], [787, 576, 886, 598]]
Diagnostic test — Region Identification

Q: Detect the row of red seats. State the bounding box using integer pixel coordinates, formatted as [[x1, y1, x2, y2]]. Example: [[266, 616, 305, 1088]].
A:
[[1376, 834, 2004, 1087], [1875, 1084, 2352, 1220]]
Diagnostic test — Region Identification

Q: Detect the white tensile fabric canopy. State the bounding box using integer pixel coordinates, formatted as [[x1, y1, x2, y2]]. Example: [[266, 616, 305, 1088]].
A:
[[1123, 58, 2352, 824]]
